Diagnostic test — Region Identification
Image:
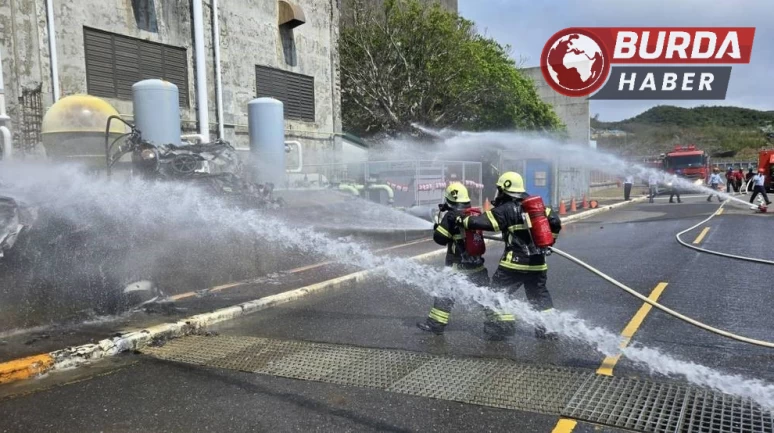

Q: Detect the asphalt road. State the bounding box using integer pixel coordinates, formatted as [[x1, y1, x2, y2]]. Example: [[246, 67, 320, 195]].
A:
[[2, 197, 773, 433]]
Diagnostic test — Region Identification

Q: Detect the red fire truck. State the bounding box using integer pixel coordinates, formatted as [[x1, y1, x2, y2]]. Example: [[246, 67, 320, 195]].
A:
[[758, 149, 774, 192], [662, 145, 710, 185]]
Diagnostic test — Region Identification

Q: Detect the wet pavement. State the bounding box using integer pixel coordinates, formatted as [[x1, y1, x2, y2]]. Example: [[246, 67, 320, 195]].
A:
[[2, 197, 773, 432], [0, 237, 440, 362]]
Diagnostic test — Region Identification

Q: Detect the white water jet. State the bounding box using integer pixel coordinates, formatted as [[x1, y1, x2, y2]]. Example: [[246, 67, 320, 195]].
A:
[[402, 127, 755, 209], [1, 161, 773, 409]]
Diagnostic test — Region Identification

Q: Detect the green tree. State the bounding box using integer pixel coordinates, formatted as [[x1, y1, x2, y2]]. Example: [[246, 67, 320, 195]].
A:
[[340, 0, 562, 137]]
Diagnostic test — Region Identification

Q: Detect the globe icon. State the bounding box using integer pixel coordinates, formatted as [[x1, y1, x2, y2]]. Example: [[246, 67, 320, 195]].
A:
[[545, 33, 606, 94]]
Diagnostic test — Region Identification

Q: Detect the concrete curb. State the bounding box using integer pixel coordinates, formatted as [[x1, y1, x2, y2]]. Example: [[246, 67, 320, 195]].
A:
[[0, 249, 446, 385], [0, 198, 643, 385]]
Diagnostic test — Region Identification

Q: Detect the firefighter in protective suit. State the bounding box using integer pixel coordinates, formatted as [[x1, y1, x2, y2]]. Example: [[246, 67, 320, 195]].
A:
[[459, 172, 562, 341], [417, 183, 489, 335]]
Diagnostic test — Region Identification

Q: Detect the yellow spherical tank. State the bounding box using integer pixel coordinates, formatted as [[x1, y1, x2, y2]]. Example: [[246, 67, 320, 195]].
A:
[[41, 94, 128, 169]]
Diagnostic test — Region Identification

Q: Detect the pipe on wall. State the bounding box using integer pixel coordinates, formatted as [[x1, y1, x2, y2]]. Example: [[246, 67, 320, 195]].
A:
[[0, 48, 11, 160], [212, 0, 224, 139], [192, 0, 210, 140], [284, 140, 304, 173], [45, 0, 60, 101], [0, 127, 11, 160]]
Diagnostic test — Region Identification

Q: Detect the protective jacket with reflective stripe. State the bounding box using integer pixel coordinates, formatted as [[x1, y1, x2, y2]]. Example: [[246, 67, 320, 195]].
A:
[[433, 208, 485, 271], [463, 198, 561, 272]]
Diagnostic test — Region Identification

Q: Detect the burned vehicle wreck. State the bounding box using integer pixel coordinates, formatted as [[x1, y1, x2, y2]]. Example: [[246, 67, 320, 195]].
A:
[[0, 119, 289, 330], [106, 116, 285, 210], [0, 196, 34, 260]]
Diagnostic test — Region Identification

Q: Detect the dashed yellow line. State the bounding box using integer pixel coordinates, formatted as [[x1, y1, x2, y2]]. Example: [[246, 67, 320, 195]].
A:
[[692, 227, 711, 245], [716, 208, 725, 215], [597, 282, 669, 376], [551, 282, 669, 430], [551, 418, 578, 433]]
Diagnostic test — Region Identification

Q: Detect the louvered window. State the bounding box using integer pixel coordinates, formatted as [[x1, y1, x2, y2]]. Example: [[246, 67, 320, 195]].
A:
[[83, 27, 189, 106], [255, 65, 315, 122]]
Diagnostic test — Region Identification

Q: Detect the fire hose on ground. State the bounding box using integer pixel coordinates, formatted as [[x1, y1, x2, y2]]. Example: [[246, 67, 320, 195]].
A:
[[676, 202, 774, 266], [481, 233, 774, 349]]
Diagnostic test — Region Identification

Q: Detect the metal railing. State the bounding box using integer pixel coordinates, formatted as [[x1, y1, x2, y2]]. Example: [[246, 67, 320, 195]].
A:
[[287, 160, 484, 208]]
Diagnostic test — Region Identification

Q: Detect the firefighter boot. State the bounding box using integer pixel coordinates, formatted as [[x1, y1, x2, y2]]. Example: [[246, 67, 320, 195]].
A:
[[416, 321, 444, 335], [535, 326, 559, 341], [417, 305, 450, 335], [483, 311, 516, 341]]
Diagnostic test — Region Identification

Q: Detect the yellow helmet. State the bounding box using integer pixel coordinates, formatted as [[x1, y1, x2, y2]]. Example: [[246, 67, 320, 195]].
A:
[[444, 182, 471, 208], [495, 171, 526, 196]]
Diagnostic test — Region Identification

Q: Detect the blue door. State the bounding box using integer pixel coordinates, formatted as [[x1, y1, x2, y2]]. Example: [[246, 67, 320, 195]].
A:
[[525, 159, 552, 205]]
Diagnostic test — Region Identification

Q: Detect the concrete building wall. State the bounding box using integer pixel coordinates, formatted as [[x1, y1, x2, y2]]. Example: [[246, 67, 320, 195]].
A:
[[522, 66, 591, 204], [522, 66, 589, 146], [0, 0, 342, 165]]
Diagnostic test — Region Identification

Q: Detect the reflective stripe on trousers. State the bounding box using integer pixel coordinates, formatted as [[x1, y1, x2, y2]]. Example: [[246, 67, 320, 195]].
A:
[[428, 307, 450, 325]]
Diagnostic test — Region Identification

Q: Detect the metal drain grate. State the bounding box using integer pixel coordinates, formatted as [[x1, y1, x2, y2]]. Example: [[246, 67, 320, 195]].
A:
[[680, 389, 774, 433], [142, 335, 774, 433], [563, 375, 774, 433], [143, 335, 586, 416], [469, 364, 592, 414], [563, 375, 691, 432], [322, 350, 433, 389], [388, 357, 502, 403]]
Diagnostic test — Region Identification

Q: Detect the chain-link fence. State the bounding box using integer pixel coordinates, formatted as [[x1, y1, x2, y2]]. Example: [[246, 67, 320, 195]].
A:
[[287, 160, 483, 208], [589, 169, 620, 185]]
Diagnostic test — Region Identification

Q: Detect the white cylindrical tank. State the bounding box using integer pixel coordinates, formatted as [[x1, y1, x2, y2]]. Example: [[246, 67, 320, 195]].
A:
[[132, 79, 181, 146], [248, 98, 285, 185]]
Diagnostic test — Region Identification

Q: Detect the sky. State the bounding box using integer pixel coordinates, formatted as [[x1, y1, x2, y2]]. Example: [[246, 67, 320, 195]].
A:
[[458, 0, 773, 122]]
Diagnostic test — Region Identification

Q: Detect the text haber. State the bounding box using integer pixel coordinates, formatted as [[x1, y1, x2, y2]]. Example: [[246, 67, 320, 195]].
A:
[[618, 72, 714, 92]]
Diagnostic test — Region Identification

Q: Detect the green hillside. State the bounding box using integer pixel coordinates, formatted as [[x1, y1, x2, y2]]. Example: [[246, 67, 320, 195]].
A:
[[592, 106, 774, 160]]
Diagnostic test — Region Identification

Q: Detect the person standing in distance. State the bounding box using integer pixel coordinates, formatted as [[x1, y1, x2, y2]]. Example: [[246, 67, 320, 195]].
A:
[[623, 173, 634, 201], [648, 173, 659, 203], [749, 168, 772, 205], [669, 170, 682, 203], [707, 168, 724, 202]]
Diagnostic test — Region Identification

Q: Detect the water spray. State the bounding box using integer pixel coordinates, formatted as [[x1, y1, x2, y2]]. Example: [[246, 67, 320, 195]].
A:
[[398, 128, 755, 210], [3, 162, 774, 408], [478, 232, 774, 348]]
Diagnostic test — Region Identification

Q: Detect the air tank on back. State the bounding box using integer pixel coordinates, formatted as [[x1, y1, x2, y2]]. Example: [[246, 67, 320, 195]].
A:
[[132, 79, 181, 146], [248, 97, 285, 186]]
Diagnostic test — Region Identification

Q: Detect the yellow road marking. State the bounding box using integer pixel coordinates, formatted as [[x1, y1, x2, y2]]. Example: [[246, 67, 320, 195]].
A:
[[716, 208, 725, 215], [551, 418, 578, 433], [597, 282, 669, 376], [692, 227, 711, 245], [550, 282, 669, 430], [0, 354, 55, 384], [170, 238, 432, 301]]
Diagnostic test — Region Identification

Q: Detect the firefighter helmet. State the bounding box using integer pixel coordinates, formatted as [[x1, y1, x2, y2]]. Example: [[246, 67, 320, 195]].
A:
[[495, 171, 526, 196], [444, 183, 471, 208]]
